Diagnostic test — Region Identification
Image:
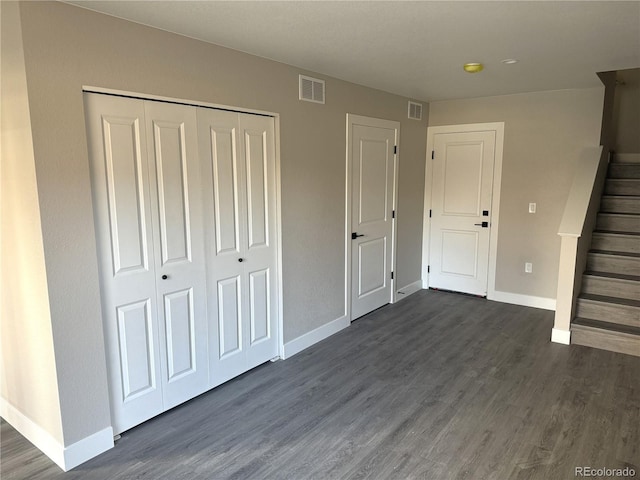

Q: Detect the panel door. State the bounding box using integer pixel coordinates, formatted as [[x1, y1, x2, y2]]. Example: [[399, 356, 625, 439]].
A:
[[350, 124, 396, 320], [84, 93, 164, 433], [144, 101, 209, 409], [198, 109, 279, 387], [238, 114, 279, 370], [429, 131, 495, 296]]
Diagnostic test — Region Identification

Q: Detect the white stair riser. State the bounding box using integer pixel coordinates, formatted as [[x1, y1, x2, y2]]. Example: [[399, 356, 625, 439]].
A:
[[581, 276, 640, 301], [575, 300, 640, 328]]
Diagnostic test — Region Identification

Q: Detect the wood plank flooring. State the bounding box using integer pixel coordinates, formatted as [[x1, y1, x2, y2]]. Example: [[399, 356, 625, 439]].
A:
[[2, 290, 639, 479]]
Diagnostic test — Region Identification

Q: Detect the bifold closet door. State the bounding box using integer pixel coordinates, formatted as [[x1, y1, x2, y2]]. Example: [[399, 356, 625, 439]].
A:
[[85, 94, 208, 434], [198, 108, 279, 388]]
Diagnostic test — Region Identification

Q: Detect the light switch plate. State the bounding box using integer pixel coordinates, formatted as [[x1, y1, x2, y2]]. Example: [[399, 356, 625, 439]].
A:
[[529, 203, 536, 214]]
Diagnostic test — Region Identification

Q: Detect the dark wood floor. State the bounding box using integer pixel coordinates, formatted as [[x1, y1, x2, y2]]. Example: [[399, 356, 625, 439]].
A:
[[2, 290, 639, 479]]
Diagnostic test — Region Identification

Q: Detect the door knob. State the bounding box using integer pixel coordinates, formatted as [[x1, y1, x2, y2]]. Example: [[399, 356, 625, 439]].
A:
[[238, 258, 244, 262], [161, 274, 168, 280], [474, 222, 489, 228], [351, 232, 365, 240]]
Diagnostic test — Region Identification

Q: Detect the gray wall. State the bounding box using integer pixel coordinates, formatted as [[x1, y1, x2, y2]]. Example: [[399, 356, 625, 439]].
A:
[[429, 88, 604, 300], [10, 1, 427, 445], [614, 68, 640, 153], [0, 1, 64, 443]]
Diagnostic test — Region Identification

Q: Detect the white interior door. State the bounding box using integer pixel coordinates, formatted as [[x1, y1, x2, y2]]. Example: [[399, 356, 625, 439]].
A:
[[85, 94, 164, 433], [350, 120, 397, 320], [143, 101, 209, 410], [86, 94, 209, 434], [198, 108, 278, 388], [429, 131, 496, 296]]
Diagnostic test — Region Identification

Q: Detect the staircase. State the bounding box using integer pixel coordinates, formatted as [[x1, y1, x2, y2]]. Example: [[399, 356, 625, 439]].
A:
[[571, 153, 640, 357]]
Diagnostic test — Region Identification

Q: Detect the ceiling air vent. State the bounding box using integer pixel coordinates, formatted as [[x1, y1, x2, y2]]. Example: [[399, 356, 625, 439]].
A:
[[408, 101, 423, 120], [299, 75, 325, 104]]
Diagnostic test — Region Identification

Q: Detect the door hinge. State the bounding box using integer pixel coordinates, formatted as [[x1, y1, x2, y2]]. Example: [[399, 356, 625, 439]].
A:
[[392, 210, 396, 219], [394, 145, 398, 154], [431, 150, 435, 160], [427, 265, 430, 273], [391, 271, 394, 280], [429, 209, 432, 218]]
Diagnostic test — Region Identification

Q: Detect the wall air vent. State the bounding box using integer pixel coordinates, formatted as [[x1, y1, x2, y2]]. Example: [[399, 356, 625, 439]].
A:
[[299, 75, 325, 104], [408, 101, 423, 120]]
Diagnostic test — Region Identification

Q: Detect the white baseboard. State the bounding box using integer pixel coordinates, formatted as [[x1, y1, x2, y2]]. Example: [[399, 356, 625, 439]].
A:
[[63, 425, 113, 471], [283, 314, 349, 359], [551, 328, 571, 345], [489, 291, 556, 311], [1, 397, 113, 471], [396, 280, 423, 302]]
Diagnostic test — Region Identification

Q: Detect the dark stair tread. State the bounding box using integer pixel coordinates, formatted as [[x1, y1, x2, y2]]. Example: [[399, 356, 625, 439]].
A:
[[583, 271, 640, 282], [572, 318, 640, 337], [593, 230, 640, 237], [578, 293, 640, 307], [588, 250, 640, 258]]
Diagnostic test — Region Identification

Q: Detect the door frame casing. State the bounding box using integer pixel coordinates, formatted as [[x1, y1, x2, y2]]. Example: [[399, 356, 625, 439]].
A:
[[345, 114, 400, 322], [82, 85, 285, 361], [422, 122, 505, 300]]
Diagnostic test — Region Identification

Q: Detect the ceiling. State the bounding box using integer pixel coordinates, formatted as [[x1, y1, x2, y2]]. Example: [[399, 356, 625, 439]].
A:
[[67, 1, 640, 102]]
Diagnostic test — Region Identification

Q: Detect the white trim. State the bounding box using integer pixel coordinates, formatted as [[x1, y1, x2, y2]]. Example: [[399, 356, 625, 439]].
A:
[[345, 114, 400, 321], [489, 290, 556, 311], [82, 85, 277, 118], [62, 426, 114, 471], [273, 115, 285, 360], [396, 280, 423, 301], [423, 122, 505, 298], [551, 328, 571, 345], [0, 398, 113, 471], [282, 315, 350, 359]]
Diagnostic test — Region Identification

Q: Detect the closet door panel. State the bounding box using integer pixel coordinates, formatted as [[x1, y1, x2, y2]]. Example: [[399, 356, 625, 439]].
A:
[[145, 101, 208, 409], [239, 115, 279, 368], [198, 108, 249, 387], [84, 93, 163, 434]]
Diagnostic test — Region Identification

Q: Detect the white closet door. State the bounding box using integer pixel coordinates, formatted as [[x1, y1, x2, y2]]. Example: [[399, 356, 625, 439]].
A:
[[239, 114, 279, 370], [85, 94, 163, 433], [198, 108, 248, 386], [144, 101, 209, 409], [198, 109, 279, 387]]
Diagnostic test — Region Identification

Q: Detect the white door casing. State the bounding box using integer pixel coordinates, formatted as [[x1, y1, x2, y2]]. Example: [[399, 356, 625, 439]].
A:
[[198, 108, 279, 388], [346, 115, 399, 321], [423, 123, 504, 298]]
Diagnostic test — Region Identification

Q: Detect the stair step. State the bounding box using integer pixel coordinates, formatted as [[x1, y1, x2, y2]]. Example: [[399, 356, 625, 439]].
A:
[[600, 196, 640, 214], [608, 163, 640, 179], [572, 319, 640, 357], [587, 251, 640, 276], [591, 232, 640, 254], [613, 153, 640, 164], [581, 272, 640, 300], [575, 294, 640, 328], [604, 179, 640, 196], [596, 213, 640, 233]]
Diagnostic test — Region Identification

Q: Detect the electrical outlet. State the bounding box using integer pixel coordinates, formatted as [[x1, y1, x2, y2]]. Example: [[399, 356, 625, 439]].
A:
[[528, 203, 536, 214], [525, 262, 533, 273]]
